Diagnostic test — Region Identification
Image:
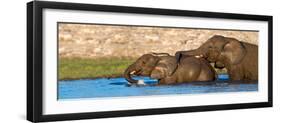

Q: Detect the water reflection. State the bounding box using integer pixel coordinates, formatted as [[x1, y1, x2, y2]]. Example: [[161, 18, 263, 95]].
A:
[[58, 75, 258, 100]]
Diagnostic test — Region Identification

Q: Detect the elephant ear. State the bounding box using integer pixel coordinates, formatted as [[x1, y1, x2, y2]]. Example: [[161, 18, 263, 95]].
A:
[[221, 39, 247, 65], [150, 58, 178, 79]]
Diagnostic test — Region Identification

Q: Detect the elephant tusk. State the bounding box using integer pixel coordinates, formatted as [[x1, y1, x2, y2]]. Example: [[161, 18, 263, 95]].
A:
[[195, 54, 204, 58], [195, 55, 201, 58], [130, 71, 136, 74]]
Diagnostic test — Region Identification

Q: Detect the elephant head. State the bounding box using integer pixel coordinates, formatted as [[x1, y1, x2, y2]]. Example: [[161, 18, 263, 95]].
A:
[[124, 53, 178, 85], [176, 35, 247, 67]]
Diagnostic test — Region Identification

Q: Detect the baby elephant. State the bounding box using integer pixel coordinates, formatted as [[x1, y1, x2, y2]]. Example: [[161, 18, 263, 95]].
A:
[[124, 53, 216, 85]]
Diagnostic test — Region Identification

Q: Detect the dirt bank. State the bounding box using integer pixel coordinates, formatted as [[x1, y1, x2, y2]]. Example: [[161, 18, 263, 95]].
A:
[[59, 23, 258, 58]]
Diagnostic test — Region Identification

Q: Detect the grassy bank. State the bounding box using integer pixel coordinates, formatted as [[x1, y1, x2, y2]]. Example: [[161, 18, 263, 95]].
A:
[[59, 57, 135, 80]]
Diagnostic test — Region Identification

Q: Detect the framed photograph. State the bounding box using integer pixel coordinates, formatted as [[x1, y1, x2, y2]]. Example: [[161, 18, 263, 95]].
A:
[[27, 1, 273, 122]]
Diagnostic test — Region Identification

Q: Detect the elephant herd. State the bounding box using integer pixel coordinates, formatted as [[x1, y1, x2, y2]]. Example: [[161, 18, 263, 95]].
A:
[[124, 35, 258, 85]]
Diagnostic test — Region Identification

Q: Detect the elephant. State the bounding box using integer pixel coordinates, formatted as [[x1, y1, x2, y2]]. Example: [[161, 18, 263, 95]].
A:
[[124, 53, 216, 85], [175, 35, 258, 81]]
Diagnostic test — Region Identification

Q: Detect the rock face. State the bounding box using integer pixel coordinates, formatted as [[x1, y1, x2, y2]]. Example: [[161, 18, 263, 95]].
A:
[[59, 23, 258, 58]]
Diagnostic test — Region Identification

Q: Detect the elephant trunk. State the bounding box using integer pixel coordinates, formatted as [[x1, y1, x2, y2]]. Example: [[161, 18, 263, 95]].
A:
[[175, 49, 205, 64], [182, 49, 204, 57], [124, 64, 139, 84]]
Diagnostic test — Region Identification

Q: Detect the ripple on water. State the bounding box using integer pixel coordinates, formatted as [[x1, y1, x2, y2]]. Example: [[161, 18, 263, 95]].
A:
[[58, 76, 258, 100]]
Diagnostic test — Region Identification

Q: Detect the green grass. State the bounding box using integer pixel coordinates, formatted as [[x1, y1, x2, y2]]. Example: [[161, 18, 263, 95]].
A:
[[59, 57, 135, 80]]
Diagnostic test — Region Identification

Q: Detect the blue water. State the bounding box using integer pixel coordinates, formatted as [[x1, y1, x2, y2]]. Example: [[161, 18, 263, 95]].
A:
[[58, 75, 258, 100]]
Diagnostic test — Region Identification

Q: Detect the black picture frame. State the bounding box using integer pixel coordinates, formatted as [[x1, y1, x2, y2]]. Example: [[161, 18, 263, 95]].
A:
[[27, 1, 273, 122]]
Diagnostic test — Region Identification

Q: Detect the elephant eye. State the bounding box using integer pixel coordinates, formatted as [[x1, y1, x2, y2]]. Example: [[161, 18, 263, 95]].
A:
[[142, 61, 146, 65]]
